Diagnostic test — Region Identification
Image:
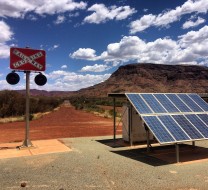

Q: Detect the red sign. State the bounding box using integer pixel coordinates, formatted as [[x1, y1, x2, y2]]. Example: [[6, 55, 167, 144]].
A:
[[10, 47, 46, 71]]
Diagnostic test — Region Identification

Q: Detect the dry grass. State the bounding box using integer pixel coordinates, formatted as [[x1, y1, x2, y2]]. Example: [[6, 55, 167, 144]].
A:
[[0, 116, 25, 123], [92, 110, 112, 118], [0, 107, 61, 124], [92, 110, 121, 121], [32, 111, 50, 120]]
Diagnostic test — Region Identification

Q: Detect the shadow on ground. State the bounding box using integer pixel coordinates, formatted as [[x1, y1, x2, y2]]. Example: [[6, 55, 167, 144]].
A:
[[97, 139, 208, 166], [96, 138, 153, 148]]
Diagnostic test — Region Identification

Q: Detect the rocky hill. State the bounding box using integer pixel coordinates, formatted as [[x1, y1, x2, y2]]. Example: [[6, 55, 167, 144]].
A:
[[16, 63, 208, 97], [75, 63, 208, 97], [17, 89, 74, 97]]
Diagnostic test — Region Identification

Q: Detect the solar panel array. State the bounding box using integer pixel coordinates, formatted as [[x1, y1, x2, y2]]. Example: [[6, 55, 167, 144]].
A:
[[126, 93, 208, 115], [125, 93, 208, 144]]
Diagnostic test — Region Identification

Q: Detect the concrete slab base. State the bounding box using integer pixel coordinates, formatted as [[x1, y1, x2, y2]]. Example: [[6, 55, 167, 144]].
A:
[[0, 139, 71, 159]]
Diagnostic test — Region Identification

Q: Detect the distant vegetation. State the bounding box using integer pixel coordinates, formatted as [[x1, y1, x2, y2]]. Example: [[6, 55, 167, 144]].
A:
[[0, 90, 62, 118], [69, 96, 123, 108], [0, 90, 125, 120], [69, 96, 125, 117]]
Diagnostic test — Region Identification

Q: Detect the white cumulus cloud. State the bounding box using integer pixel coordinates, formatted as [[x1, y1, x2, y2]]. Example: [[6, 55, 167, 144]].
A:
[[182, 16, 205, 29], [0, 43, 11, 58], [129, 14, 156, 34], [80, 64, 110, 72], [0, 0, 87, 18], [0, 0, 34, 18], [54, 15, 66, 24], [61, 65, 68, 69], [69, 12, 79, 17], [0, 21, 13, 43], [101, 36, 179, 64], [83, 4, 136, 24], [71, 25, 208, 66], [35, 0, 87, 15], [70, 48, 97, 60], [130, 0, 208, 34], [48, 44, 59, 51], [179, 25, 208, 46], [0, 20, 13, 58], [46, 70, 111, 91], [26, 14, 38, 21], [177, 25, 208, 61]]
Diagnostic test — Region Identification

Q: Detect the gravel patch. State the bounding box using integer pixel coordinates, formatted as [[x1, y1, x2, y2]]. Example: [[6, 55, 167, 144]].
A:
[[0, 136, 208, 190]]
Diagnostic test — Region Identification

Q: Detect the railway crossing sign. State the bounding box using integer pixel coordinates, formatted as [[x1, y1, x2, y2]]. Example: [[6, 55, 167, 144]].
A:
[[10, 47, 46, 71], [7, 47, 47, 148]]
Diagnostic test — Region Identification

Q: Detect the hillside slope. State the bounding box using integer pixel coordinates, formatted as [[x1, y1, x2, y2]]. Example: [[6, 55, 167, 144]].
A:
[[76, 63, 208, 97]]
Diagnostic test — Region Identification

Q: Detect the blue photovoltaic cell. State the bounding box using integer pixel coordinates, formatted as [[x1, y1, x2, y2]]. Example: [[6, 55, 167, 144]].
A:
[[185, 114, 208, 138], [142, 116, 175, 143], [126, 94, 153, 114], [154, 94, 179, 113], [172, 115, 203, 139], [141, 94, 167, 113], [126, 93, 208, 144], [188, 94, 208, 112], [158, 115, 190, 141], [165, 94, 192, 112], [178, 94, 203, 112], [197, 114, 208, 125]]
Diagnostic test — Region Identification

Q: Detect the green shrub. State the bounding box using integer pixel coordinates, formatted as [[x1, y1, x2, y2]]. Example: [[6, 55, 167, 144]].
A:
[[0, 90, 62, 118]]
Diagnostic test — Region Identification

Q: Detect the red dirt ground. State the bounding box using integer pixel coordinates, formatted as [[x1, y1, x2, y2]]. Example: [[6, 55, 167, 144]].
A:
[[0, 106, 122, 143]]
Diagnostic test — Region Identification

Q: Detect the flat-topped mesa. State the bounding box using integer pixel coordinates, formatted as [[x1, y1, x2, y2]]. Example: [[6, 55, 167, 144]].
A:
[[89, 63, 208, 96]]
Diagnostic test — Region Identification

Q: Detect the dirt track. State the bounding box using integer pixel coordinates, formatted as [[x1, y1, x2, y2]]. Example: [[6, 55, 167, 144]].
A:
[[0, 106, 121, 143]]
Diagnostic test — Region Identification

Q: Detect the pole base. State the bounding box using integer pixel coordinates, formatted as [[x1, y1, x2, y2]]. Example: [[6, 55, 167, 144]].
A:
[[20, 139, 33, 149]]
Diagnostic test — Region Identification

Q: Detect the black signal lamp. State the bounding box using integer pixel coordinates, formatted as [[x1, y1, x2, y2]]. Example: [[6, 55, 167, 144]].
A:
[[6, 72, 20, 85], [34, 73, 47, 86]]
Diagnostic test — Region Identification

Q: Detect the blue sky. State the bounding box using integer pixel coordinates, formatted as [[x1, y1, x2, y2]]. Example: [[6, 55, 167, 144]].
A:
[[0, 0, 208, 91]]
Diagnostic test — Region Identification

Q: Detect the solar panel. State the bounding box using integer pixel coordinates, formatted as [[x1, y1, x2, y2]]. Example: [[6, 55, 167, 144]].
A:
[[165, 94, 191, 112], [125, 93, 208, 145], [126, 94, 153, 114], [188, 94, 208, 112], [154, 94, 180, 113], [158, 115, 190, 141], [185, 114, 208, 138], [197, 114, 208, 124], [140, 94, 167, 113], [142, 116, 175, 144], [178, 94, 203, 112], [172, 115, 203, 139], [125, 93, 208, 115]]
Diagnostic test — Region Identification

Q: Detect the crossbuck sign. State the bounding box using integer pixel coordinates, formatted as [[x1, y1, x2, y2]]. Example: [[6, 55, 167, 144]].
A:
[[10, 47, 46, 71]]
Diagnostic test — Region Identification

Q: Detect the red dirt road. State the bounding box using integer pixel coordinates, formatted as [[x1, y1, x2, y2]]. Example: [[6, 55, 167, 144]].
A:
[[0, 106, 122, 143]]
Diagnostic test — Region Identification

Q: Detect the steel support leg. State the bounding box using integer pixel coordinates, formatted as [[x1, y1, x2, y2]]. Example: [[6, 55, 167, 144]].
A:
[[21, 71, 33, 148], [147, 130, 150, 153], [175, 144, 179, 163], [129, 105, 133, 147], [113, 98, 116, 143]]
